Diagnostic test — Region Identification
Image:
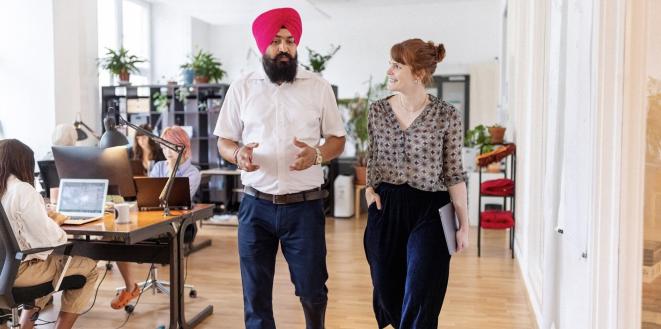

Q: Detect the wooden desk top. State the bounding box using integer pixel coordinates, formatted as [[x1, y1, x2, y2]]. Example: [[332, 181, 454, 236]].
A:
[[62, 204, 214, 242], [200, 168, 241, 176]]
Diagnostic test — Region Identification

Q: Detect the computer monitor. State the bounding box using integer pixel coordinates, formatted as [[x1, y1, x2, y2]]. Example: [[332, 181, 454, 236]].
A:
[[37, 160, 59, 198], [52, 146, 137, 198]]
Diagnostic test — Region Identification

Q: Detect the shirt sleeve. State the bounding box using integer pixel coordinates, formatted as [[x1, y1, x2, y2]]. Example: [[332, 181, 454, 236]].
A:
[[319, 82, 346, 138], [366, 102, 380, 189], [442, 106, 468, 187], [187, 167, 201, 197], [16, 183, 67, 248], [214, 82, 243, 142]]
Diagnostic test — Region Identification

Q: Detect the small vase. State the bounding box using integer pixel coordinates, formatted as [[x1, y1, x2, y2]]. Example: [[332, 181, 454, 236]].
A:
[[118, 70, 130, 85], [354, 165, 367, 185], [194, 76, 209, 84], [488, 126, 506, 144], [182, 69, 194, 85]]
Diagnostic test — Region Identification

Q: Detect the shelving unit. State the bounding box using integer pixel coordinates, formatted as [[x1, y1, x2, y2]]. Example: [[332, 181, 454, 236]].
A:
[[101, 83, 229, 170], [477, 142, 516, 258]]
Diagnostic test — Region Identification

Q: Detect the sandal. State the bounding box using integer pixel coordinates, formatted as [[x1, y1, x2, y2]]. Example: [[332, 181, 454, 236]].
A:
[[110, 283, 140, 309]]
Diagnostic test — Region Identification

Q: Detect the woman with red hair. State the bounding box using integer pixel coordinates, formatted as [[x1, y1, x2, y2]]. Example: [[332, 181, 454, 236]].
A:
[[149, 126, 201, 197], [110, 126, 201, 310]]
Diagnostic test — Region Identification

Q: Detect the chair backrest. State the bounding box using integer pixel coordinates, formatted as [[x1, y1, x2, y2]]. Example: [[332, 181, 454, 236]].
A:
[[0, 203, 20, 309]]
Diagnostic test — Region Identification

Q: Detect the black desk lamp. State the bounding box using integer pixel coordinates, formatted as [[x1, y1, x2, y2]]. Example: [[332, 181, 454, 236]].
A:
[[73, 113, 100, 141], [99, 108, 185, 216]]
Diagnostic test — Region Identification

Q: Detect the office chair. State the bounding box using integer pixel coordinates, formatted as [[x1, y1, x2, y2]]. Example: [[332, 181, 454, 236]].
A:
[[0, 204, 86, 328]]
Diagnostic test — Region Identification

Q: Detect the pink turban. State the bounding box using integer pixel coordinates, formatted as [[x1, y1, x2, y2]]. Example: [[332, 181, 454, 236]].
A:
[[252, 7, 302, 54]]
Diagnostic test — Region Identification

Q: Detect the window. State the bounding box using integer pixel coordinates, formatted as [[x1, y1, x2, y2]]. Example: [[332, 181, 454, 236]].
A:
[[97, 0, 151, 86]]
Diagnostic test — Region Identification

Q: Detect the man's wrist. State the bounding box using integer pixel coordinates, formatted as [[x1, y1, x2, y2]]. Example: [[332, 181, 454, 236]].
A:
[[232, 146, 242, 165], [314, 147, 323, 165]]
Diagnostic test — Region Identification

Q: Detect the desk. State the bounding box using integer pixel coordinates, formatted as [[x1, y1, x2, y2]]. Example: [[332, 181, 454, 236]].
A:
[[63, 204, 214, 329], [200, 168, 241, 226]]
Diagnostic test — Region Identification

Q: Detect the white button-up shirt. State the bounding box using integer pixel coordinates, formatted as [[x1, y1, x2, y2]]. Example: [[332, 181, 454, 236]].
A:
[[1, 175, 67, 261], [214, 66, 346, 195]]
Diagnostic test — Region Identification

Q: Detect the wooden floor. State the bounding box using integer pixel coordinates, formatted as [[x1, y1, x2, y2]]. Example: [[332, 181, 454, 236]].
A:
[[38, 214, 536, 329]]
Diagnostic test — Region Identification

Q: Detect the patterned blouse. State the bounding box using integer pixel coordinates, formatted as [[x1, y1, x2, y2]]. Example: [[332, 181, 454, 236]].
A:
[[366, 94, 467, 192]]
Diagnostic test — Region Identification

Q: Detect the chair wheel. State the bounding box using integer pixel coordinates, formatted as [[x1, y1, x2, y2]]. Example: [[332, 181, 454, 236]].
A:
[[124, 304, 134, 314], [106, 262, 113, 270], [189, 290, 197, 298]]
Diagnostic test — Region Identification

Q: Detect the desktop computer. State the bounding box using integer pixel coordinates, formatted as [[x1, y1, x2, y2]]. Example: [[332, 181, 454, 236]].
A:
[[52, 146, 137, 199]]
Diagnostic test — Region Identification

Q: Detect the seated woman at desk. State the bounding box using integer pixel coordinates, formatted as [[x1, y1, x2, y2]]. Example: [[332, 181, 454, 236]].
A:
[[0, 139, 99, 329], [132, 123, 165, 176], [111, 125, 201, 310]]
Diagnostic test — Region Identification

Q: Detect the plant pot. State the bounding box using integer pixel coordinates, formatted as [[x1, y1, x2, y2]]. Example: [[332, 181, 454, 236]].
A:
[[488, 126, 506, 144], [118, 70, 130, 85], [194, 75, 209, 84], [354, 165, 367, 185], [182, 69, 194, 85]]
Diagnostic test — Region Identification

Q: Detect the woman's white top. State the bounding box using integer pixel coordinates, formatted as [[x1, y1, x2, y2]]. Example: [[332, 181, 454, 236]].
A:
[[1, 175, 67, 261]]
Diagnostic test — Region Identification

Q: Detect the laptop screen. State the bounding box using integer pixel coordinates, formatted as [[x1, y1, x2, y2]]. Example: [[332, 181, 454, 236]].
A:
[[57, 179, 108, 215]]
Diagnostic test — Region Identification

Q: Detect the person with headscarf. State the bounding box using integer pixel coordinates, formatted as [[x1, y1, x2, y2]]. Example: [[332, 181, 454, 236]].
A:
[[214, 7, 346, 329]]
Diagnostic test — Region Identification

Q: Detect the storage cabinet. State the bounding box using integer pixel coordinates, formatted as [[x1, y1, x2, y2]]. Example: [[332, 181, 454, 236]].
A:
[[476, 142, 516, 258], [101, 84, 229, 170]]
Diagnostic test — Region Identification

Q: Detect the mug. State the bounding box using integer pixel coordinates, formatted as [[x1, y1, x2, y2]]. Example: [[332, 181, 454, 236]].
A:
[[115, 203, 131, 224]]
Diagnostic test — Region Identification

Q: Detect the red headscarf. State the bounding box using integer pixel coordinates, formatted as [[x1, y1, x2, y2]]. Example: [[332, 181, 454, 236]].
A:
[[252, 7, 302, 55]]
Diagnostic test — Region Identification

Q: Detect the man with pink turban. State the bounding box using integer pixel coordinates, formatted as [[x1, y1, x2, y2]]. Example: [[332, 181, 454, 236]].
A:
[[214, 7, 346, 329]]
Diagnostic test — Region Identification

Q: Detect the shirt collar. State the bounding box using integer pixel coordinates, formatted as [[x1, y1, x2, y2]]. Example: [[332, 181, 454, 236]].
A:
[[249, 65, 316, 81]]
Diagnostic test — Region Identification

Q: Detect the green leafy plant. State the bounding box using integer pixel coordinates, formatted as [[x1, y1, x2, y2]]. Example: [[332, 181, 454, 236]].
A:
[[465, 124, 494, 153], [339, 76, 388, 166], [182, 50, 226, 83], [302, 45, 341, 73], [99, 47, 146, 78], [152, 91, 168, 112], [176, 86, 192, 103]]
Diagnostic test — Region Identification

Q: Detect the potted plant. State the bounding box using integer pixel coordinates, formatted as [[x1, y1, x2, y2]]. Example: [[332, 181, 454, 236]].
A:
[[99, 47, 146, 85], [182, 49, 226, 84], [340, 97, 369, 184], [152, 91, 169, 112], [488, 124, 507, 144], [463, 124, 491, 171], [302, 45, 341, 74], [340, 76, 388, 185]]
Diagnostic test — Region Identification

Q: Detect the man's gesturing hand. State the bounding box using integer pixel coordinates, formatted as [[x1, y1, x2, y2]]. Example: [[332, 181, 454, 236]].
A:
[[237, 142, 260, 172], [289, 137, 316, 171]]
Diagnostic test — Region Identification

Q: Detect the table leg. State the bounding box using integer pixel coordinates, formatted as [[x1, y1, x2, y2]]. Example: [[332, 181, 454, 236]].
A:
[[168, 229, 180, 329], [177, 216, 214, 328]]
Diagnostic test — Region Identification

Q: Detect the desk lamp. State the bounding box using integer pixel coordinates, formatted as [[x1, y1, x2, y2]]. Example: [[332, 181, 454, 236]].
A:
[[73, 113, 100, 142], [99, 108, 185, 216]]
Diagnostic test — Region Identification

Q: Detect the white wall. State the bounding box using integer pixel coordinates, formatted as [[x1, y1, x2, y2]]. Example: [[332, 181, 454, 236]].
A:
[[0, 1, 57, 158], [648, 0, 661, 80], [53, 0, 100, 133], [151, 2, 192, 82], [507, 0, 637, 328], [208, 1, 502, 98], [0, 0, 98, 159]]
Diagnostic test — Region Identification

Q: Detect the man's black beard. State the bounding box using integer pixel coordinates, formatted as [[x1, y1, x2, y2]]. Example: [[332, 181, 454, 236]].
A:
[[262, 52, 298, 84]]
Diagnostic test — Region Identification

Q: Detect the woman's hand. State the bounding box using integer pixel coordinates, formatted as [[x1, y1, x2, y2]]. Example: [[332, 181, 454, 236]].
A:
[[455, 226, 469, 253], [47, 210, 68, 226], [365, 187, 382, 210]]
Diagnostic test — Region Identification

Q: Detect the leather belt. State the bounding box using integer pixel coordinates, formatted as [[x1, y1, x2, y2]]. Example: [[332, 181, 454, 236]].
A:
[[244, 186, 328, 205]]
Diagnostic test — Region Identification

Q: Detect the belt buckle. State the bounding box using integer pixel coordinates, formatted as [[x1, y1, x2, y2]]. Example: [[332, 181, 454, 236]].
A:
[[272, 194, 287, 205]]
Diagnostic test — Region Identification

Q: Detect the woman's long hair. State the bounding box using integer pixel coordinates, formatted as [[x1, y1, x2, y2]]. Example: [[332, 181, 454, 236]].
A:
[[0, 139, 35, 197], [133, 124, 164, 161]]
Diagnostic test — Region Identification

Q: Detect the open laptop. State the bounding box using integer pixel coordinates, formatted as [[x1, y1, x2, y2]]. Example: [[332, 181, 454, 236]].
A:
[[134, 177, 191, 211], [56, 178, 109, 225]]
